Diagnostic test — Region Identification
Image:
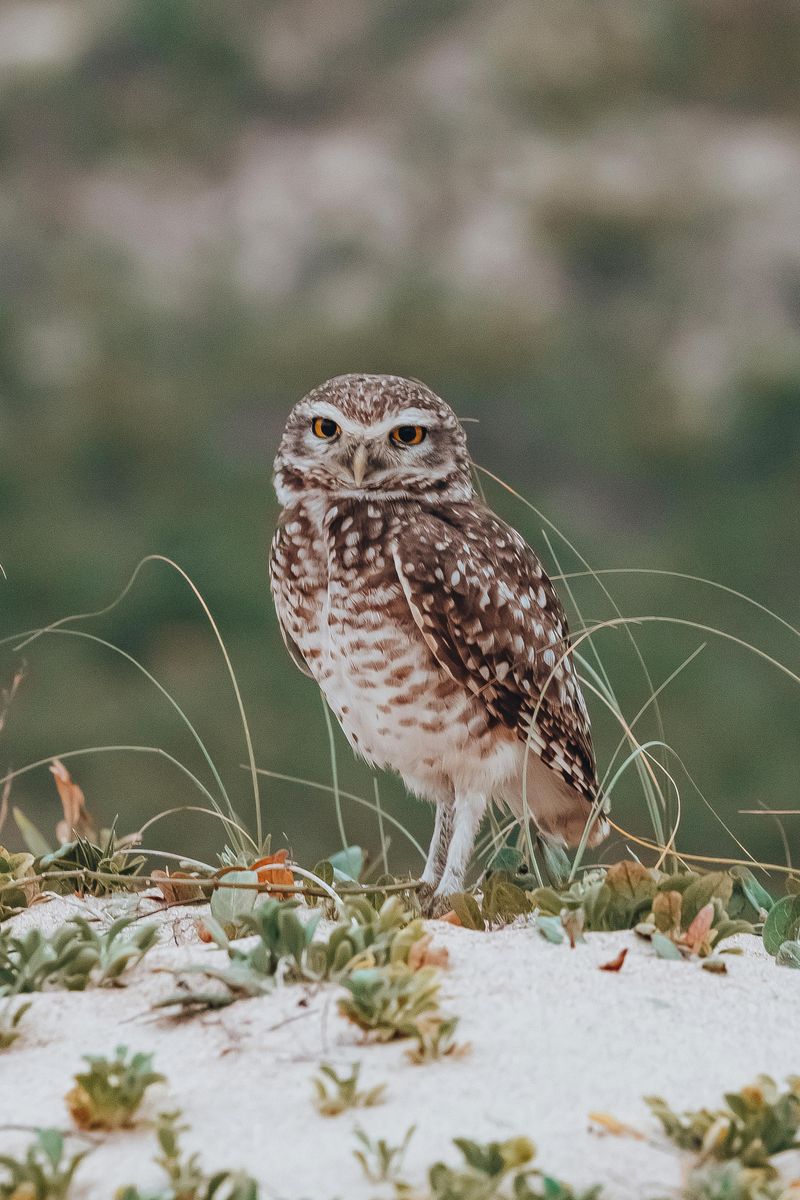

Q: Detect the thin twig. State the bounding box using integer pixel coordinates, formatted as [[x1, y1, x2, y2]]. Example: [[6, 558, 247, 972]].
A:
[[0, 775, 11, 838], [0, 869, 424, 901], [0, 665, 25, 737]]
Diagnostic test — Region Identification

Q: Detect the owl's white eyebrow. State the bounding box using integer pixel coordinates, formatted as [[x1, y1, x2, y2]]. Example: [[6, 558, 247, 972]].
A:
[[307, 403, 436, 438]]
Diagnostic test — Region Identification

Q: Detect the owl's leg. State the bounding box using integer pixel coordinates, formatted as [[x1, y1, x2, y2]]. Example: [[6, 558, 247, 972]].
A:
[[420, 799, 454, 887], [433, 792, 487, 902]]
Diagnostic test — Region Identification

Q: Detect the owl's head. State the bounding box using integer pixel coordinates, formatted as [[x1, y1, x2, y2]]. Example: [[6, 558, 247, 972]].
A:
[[274, 374, 473, 504]]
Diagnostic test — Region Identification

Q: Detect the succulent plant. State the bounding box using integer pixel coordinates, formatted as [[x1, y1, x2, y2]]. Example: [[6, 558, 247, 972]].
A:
[[66, 1045, 165, 1130], [647, 1076, 800, 1174], [116, 1110, 260, 1200], [0, 916, 158, 995], [0, 1129, 87, 1200], [311, 1061, 385, 1117], [338, 963, 443, 1041]]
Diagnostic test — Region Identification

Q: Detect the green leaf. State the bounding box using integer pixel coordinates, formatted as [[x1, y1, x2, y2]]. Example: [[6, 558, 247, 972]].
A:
[[36, 1128, 63, 1168], [448, 893, 485, 930], [604, 861, 654, 900], [601, 862, 657, 930], [681, 873, 732, 927], [328, 846, 364, 882], [731, 866, 774, 915], [776, 940, 800, 969], [763, 895, 800, 956], [535, 915, 565, 945], [199, 915, 230, 948], [652, 932, 683, 960], [540, 840, 571, 886], [12, 809, 53, 858], [488, 846, 524, 875], [530, 887, 566, 917], [454, 1138, 503, 1175], [713, 918, 756, 944], [652, 890, 682, 933], [210, 871, 260, 932], [482, 878, 531, 925]]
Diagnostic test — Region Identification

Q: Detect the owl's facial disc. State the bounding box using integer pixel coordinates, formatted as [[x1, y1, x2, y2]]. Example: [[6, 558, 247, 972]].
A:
[[274, 374, 474, 504], [301, 403, 444, 492]]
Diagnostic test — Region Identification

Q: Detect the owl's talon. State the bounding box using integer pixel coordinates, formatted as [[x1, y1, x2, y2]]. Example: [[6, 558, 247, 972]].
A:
[[418, 887, 455, 919], [415, 881, 436, 913]]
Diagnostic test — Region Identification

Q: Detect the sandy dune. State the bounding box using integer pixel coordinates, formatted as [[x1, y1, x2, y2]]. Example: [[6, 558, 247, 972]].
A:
[[2, 895, 799, 1198]]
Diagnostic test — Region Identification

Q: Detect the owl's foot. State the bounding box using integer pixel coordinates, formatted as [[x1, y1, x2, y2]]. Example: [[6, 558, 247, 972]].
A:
[[417, 884, 457, 920], [416, 881, 436, 914]]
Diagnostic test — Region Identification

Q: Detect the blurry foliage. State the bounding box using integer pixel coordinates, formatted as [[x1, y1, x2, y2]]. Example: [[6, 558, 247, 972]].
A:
[[647, 1076, 800, 1176], [359, 1130, 604, 1200], [0, 0, 798, 878], [0, 996, 32, 1050], [449, 861, 758, 961], [353, 1124, 416, 1187], [116, 1109, 260, 1200], [66, 1044, 165, 1131], [338, 963, 452, 1050], [0, 915, 158, 994], [679, 1161, 800, 1200], [311, 1061, 386, 1117], [158, 894, 435, 1013], [0, 1129, 87, 1200], [762, 894, 800, 961]]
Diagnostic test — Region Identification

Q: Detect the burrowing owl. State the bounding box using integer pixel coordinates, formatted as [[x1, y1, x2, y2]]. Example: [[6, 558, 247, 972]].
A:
[[270, 374, 607, 910]]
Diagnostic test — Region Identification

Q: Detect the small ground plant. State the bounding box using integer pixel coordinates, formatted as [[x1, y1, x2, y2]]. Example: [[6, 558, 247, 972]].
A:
[[417, 1136, 602, 1200], [0, 996, 31, 1049], [680, 1160, 800, 1200], [0, 846, 36, 922], [338, 963, 441, 1040], [527, 863, 759, 959], [448, 860, 763, 953], [353, 1125, 416, 1185], [0, 917, 158, 994], [66, 1045, 165, 1130], [762, 893, 800, 969], [159, 896, 432, 1013], [318, 896, 426, 975], [116, 1110, 259, 1200], [312, 1061, 386, 1116], [353, 1131, 603, 1199], [647, 1076, 800, 1175], [0, 1129, 87, 1200]]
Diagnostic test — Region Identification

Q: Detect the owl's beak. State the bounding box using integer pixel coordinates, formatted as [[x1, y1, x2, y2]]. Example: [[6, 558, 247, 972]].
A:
[[350, 443, 369, 487]]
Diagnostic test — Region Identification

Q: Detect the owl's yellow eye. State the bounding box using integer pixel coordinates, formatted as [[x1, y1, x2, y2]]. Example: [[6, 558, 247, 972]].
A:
[[390, 425, 426, 446], [311, 416, 341, 440]]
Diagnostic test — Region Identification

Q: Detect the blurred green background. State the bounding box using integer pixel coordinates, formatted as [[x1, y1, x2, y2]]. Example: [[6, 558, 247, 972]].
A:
[[1, 0, 798, 874]]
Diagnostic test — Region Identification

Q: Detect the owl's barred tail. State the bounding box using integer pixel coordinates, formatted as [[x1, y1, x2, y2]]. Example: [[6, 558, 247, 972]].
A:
[[500, 752, 609, 848]]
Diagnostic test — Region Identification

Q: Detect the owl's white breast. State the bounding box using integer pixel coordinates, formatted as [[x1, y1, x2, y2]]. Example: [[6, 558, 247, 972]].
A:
[[272, 493, 519, 801]]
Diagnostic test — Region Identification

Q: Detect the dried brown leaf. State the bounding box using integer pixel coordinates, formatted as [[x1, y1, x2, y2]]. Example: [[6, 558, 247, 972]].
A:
[[599, 947, 628, 972], [50, 759, 97, 844], [253, 849, 294, 899], [683, 901, 715, 956], [407, 933, 449, 972], [701, 958, 728, 975], [151, 869, 205, 906], [561, 907, 585, 948], [589, 1111, 645, 1140], [652, 890, 682, 936]]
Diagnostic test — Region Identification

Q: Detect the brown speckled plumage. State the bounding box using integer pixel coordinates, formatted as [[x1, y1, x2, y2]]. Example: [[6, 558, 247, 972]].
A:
[[270, 374, 608, 906]]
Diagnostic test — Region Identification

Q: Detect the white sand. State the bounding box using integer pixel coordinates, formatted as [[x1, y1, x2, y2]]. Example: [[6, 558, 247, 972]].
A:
[[2, 895, 799, 1198]]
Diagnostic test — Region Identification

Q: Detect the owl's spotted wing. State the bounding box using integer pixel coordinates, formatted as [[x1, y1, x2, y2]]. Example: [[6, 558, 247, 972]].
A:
[[392, 505, 597, 802], [269, 521, 316, 679]]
